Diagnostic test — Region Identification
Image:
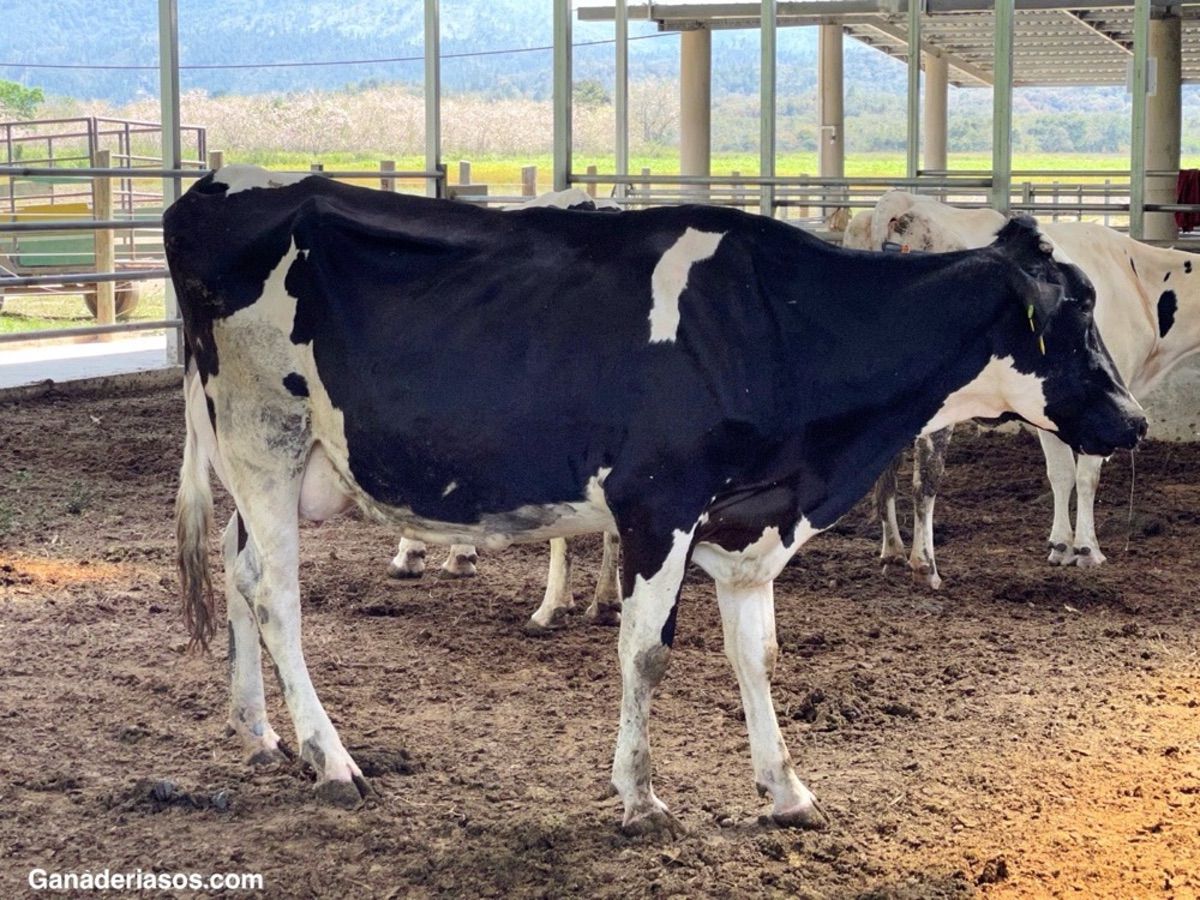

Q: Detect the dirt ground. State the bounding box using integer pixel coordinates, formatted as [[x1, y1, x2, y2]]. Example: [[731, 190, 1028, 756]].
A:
[[1, 382, 1198, 899]]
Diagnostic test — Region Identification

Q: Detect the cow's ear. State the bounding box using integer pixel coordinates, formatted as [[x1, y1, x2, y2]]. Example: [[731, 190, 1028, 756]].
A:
[[1021, 275, 1064, 346]]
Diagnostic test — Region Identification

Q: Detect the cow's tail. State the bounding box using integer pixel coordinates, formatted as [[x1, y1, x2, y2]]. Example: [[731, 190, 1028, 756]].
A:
[[177, 369, 216, 651]]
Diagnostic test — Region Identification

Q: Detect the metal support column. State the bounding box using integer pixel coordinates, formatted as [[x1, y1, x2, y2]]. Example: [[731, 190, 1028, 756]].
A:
[[1130, 0, 1150, 240], [424, 0, 441, 198], [906, 0, 922, 179], [818, 24, 844, 180], [680, 28, 712, 182], [553, 0, 572, 192], [615, 0, 629, 199], [924, 51, 949, 173], [760, 0, 776, 217], [158, 0, 182, 364], [991, 0, 1014, 212], [1145, 14, 1181, 241]]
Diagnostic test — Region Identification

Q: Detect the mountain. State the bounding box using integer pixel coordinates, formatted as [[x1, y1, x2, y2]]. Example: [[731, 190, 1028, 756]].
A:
[[0, 0, 902, 102]]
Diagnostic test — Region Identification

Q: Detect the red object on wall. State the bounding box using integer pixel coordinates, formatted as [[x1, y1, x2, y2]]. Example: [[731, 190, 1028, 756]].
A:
[[1175, 169, 1200, 232]]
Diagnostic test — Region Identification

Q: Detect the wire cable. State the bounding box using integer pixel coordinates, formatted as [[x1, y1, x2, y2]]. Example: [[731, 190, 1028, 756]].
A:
[[0, 32, 676, 72]]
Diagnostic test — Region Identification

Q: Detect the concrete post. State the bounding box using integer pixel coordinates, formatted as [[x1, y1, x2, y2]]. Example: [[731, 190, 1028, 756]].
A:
[[680, 28, 712, 181], [1145, 14, 1181, 241], [818, 24, 844, 179], [924, 52, 949, 173]]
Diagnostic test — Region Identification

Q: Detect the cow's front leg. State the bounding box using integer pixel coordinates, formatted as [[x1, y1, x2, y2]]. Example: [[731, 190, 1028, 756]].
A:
[[716, 579, 824, 828], [387, 537, 427, 579], [526, 538, 574, 634], [586, 532, 622, 626], [222, 513, 288, 766], [873, 454, 906, 569], [611, 527, 694, 836], [909, 428, 951, 589], [438, 543, 478, 579], [1038, 430, 1077, 564], [1071, 454, 1107, 566]]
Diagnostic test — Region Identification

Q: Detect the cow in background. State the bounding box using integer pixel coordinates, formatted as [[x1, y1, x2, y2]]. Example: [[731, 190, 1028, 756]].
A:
[[848, 190, 1192, 586]]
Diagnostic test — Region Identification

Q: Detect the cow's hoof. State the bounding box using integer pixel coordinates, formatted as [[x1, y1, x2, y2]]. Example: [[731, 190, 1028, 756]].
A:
[[1046, 542, 1074, 566], [586, 602, 622, 627], [772, 798, 829, 831], [621, 807, 686, 838], [523, 609, 570, 637], [247, 744, 291, 767], [315, 775, 370, 809], [387, 563, 424, 580], [436, 566, 477, 580], [910, 563, 942, 591], [1073, 546, 1105, 568]]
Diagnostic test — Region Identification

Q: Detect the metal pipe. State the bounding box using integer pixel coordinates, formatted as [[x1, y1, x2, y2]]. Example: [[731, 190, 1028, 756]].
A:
[[1130, 0, 1151, 240], [0, 166, 439, 180], [760, 0, 777, 217], [615, 0, 629, 200], [906, 0, 922, 179], [991, 0, 1014, 211], [1, 269, 170, 288], [553, 0, 573, 192], [0, 318, 182, 345], [0, 219, 162, 233], [424, 0, 442, 199], [570, 172, 992, 186]]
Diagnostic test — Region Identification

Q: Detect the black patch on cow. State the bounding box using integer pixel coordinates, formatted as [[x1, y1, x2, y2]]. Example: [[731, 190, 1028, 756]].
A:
[[205, 395, 217, 432], [1130, 256, 1138, 276], [283, 372, 309, 397], [660, 601, 679, 647], [1158, 290, 1178, 338], [236, 514, 247, 553], [256, 603, 270, 625], [1186, 260, 1193, 274], [1164, 271, 1171, 283]]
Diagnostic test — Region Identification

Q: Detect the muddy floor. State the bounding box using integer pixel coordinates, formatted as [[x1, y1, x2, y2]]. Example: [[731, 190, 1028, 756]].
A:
[[1, 382, 1198, 899]]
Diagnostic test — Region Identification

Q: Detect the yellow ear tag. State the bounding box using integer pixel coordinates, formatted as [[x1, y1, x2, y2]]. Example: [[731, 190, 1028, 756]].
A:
[[1027, 305, 1045, 354]]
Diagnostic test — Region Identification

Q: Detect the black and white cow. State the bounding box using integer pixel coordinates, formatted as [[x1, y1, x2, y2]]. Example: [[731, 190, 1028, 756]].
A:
[[168, 165, 1143, 833], [847, 190, 1190, 585]]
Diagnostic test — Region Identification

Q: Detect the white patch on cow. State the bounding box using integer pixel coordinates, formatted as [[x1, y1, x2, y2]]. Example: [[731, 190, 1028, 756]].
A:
[[504, 188, 618, 210], [214, 164, 311, 196], [441, 481, 458, 497], [922, 355, 1054, 435], [692, 518, 820, 588], [648, 228, 725, 343]]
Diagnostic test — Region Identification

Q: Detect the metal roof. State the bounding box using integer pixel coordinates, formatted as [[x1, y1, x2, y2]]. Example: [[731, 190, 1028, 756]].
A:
[[578, 1, 1200, 87]]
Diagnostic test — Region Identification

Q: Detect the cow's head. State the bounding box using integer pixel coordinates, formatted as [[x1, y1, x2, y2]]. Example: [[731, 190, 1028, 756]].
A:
[[987, 217, 1146, 456]]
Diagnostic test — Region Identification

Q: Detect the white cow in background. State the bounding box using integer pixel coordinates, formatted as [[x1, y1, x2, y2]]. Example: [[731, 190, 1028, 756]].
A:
[[390, 533, 622, 633], [386, 188, 623, 632], [847, 190, 1192, 585]]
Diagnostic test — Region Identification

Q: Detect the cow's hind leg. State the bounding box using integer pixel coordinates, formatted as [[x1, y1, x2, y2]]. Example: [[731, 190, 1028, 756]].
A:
[[908, 427, 951, 589], [1038, 429, 1078, 565], [438, 544, 478, 579], [229, 454, 367, 807], [525, 538, 575, 635], [874, 454, 906, 570], [223, 512, 289, 765], [610, 526, 694, 836], [388, 537, 427, 579], [716, 578, 824, 828], [586, 532, 622, 626]]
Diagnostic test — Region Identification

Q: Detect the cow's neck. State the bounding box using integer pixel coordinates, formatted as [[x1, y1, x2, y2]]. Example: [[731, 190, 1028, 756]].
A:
[[771, 258, 1009, 527]]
